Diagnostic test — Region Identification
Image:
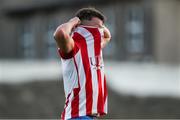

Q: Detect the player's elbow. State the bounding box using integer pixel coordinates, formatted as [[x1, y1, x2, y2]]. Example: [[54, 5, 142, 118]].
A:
[[53, 28, 66, 41]]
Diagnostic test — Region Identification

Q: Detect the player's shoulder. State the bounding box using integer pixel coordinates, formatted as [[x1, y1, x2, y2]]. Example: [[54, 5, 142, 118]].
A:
[[73, 26, 90, 38], [74, 25, 101, 37]]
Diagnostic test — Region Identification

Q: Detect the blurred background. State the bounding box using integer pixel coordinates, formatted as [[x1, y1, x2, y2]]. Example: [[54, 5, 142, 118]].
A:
[[0, 0, 180, 119]]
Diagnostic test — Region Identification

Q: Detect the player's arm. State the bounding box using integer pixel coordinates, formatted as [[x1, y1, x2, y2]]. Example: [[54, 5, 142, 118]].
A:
[[101, 25, 111, 48], [53, 17, 80, 54]]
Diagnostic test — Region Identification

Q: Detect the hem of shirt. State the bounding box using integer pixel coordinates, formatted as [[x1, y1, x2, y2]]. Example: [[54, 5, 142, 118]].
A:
[[65, 111, 107, 120]]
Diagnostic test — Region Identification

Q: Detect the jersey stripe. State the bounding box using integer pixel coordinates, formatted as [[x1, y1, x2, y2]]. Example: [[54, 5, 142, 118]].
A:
[[74, 49, 87, 116], [62, 92, 74, 119], [76, 27, 99, 114], [100, 52, 105, 95], [104, 75, 108, 113], [73, 32, 93, 115], [61, 93, 71, 120], [71, 57, 80, 118], [86, 27, 104, 113]]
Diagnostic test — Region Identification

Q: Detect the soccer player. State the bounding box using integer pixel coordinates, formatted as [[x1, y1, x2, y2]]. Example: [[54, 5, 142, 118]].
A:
[[54, 7, 111, 120]]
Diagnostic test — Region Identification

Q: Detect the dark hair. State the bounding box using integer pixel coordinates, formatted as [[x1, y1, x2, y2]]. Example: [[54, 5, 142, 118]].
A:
[[75, 7, 106, 23]]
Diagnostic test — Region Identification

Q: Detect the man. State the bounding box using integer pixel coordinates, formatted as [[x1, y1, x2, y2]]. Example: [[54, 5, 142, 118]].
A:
[[54, 7, 111, 120]]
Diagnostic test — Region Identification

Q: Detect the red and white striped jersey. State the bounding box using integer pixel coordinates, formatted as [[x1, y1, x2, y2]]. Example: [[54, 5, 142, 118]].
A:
[[58, 25, 108, 120]]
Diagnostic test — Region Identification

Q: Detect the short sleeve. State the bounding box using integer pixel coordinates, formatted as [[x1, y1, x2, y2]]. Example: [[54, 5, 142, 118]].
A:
[[58, 43, 79, 59]]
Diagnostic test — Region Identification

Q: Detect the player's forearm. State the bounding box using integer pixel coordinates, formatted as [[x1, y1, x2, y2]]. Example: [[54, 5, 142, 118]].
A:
[[54, 18, 79, 41], [53, 17, 80, 53]]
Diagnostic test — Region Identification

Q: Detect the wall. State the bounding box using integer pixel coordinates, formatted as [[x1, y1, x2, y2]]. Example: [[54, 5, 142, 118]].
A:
[[153, 0, 180, 64]]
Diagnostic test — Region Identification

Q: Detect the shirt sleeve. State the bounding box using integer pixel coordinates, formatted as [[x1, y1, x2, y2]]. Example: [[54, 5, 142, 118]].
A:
[[58, 42, 79, 59]]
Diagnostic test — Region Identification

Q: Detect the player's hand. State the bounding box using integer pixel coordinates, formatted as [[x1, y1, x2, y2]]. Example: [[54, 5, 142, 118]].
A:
[[69, 17, 81, 33], [103, 25, 111, 40], [101, 25, 111, 48], [69, 17, 81, 27]]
